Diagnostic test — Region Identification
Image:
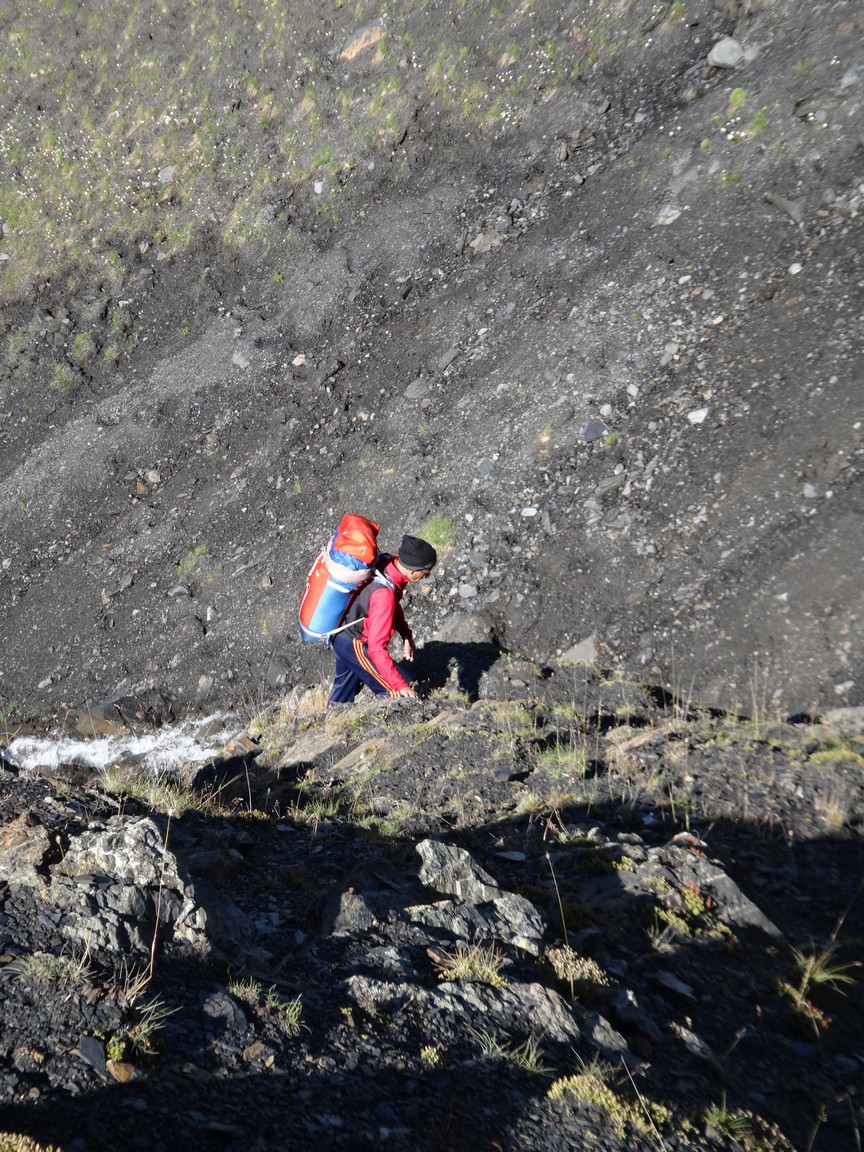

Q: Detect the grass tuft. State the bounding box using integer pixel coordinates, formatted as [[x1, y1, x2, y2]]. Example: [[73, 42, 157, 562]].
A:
[[433, 942, 507, 988]]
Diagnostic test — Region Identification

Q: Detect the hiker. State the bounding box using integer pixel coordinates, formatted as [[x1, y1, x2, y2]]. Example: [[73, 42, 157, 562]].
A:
[[328, 534, 437, 705]]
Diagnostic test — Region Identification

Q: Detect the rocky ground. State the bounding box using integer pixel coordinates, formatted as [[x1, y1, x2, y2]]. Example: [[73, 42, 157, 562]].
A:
[[0, 661, 862, 1152], [0, 0, 862, 726]]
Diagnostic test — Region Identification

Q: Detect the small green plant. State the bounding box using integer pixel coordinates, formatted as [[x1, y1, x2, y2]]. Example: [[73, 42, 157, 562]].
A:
[[728, 87, 747, 111], [4, 950, 91, 986], [721, 171, 742, 187], [264, 989, 304, 1036], [809, 739, 864, 770], [420, 1044, 442, 1066], [227, 977, 263, 1006], [548, 1058, 672, 1137], [177, 542, 208, 577], [777, 944, 859, 1037], [535, 741, 587, 776], [0, 1134, 63, 1151], [51, 361, 76, 395], [418, 514, 456, 551], [469, 1027, 550, 1074], [272, 271, 283, 282], [99, 764, 218, 816], [704, 1093, 752, 1139], [603, 430, 619, 447], [434, 942, 507, 988], [0, 700, 20, 727], [546, 945, 610, 1002], [653, 880, 733, 944], [748, 108, 768, 134], [71, 331, 95, 365], [179, 325, 191, 337], [103, 997, 176, 1062]]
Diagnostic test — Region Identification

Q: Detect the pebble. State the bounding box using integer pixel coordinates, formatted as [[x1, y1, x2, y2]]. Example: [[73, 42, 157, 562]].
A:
[[656, 205, 682, 226], [582, 419, 608, 443], [687, 407, 710, 424]]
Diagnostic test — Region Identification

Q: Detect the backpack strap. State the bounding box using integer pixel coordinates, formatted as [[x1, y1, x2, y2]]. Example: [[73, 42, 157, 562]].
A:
[[341, 558, 396, 637]]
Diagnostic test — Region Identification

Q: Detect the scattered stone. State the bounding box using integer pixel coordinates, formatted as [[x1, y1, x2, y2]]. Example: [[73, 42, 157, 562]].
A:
[[656, 204, 682, 226], [764, 192, 806, 226], [561, 635, 599, 664], [77, 1033, 106, 1078], [404, 378, 429, 399], [582, 419, 608, 443], [437, 346, 460, 371], [339, 21, 387, 62], [74, 702, 125, 738]]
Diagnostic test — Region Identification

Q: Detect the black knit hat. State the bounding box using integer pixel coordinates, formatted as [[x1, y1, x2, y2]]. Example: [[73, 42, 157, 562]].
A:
[[399, 534, 437, 571]]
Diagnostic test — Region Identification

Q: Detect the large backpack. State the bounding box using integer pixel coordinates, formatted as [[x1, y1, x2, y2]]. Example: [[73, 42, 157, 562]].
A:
[[298, 514, 380, 642]]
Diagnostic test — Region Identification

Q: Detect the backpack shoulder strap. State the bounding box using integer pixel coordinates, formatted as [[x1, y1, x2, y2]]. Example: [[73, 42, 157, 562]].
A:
[[343, 557, 395, 633]]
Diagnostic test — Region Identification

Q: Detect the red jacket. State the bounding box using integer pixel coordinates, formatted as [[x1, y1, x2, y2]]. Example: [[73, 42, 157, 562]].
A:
[[359, 559, 413, 693]]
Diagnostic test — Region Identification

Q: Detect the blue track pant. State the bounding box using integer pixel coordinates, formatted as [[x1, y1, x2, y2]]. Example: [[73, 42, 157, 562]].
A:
[[329, 630, 411, 704]]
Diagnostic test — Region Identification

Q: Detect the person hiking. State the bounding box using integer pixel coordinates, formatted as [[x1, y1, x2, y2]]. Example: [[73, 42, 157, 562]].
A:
[[328, 534, 437, 705]]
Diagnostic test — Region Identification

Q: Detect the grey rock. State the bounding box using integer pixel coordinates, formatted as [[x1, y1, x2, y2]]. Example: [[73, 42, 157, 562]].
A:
[[75, 702, 125, 737], [78, 1033, 107, 1077], [404, 378, 429, 399], [764, 191, 806, 226], [51, 816, 206, 956], [203, 989, 247, 1032], [608, 986, 643, 1027], [562, 635, 599, 664], [583, 419, 608, 443], [265, 658, 290, 689], [437, 346, 460, 372], [708, 36, 745, 69], [416, 840, 501, 903], [580, 1012, 638, 1068], [820, 706, 864, 736], [430, 980, 582, 1045], [323, 890, 377, 936], [655, 970, 697, 1000], [0, 812, 52, 884]]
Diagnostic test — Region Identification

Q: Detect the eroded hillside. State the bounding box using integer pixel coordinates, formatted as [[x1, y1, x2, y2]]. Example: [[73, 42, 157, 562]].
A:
[[0, 0, 861, 726]]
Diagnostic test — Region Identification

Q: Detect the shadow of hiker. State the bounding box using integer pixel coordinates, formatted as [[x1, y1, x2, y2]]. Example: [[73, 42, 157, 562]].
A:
[[416, 640, 502, 702]]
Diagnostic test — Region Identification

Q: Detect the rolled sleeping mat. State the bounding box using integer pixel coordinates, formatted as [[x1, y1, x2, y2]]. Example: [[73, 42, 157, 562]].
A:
[[298, 539, 375, 642]]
